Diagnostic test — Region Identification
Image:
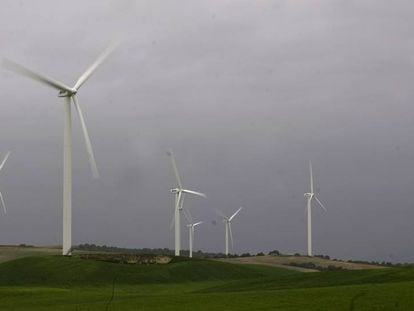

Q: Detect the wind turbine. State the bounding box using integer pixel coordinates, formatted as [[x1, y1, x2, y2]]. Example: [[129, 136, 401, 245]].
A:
[[183, 210, 202, 258], [216, 207, 243, 256], [0, 152, 10, 214], [167, 150, 206, 256], [3, 43, 118, 256], [304, 160, 326, 256]]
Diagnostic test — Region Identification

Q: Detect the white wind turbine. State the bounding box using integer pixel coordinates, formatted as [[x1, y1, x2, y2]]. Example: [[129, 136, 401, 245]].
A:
[[167, 150, 206, 256], [3, 43, 117, 255], [0, 152, 10, 214], [216, 207, 243, 256], [304, 160, 326, 257], [183, 210, 203, 258]]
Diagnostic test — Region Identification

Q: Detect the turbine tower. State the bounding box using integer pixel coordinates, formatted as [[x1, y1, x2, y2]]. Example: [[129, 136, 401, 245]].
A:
[[216, 207, 243, 256], [167, 150, 206, 256], [183, 210, 202, 258], [304, 161, 326, 256], [0, 152, 10, 214], [3, 44, 117, 255]]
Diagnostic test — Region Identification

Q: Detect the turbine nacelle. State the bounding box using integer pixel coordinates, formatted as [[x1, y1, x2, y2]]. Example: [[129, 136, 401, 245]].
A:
[[58, 89, 77, 97], [304, 192, 314, 200], [170, 187, 206, 198], [187, 221, 203, 228]]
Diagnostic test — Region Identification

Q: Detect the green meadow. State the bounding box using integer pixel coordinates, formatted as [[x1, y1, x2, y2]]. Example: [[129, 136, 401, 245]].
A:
[[0, 255, 413, 310]]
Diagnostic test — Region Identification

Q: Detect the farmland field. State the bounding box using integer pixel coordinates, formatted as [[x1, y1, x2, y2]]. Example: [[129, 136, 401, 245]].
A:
[[0, 247, 413, 310]]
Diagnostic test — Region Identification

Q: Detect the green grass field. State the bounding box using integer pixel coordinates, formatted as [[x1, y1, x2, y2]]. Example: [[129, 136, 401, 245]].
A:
[[0, 254, 413, 310]]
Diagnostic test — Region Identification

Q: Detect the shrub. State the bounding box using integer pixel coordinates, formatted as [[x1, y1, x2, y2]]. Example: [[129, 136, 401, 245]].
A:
[[268, 250, 280, 256]]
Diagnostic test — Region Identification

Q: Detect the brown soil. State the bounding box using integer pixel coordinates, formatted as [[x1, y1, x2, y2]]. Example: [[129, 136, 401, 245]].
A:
[[216, 255, 386, 272]]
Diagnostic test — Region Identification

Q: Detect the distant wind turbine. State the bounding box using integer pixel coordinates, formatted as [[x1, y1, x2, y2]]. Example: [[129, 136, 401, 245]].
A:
[[167, 150, 206, 256], [183, 209, 203, 258], [3, 43, 118, 255], [216, 207, 243, 256], [0, 152, 10, 214], [304, 161, 327, 256]]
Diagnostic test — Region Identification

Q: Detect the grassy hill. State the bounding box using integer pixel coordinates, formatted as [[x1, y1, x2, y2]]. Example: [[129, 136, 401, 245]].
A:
[[201, 265, 414, 292], [0, 255, 296, 287], [0, 250, 413, 310]]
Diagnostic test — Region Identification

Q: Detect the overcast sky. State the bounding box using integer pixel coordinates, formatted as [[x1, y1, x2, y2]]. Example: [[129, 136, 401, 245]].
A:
[[1, 0, 414, 262]]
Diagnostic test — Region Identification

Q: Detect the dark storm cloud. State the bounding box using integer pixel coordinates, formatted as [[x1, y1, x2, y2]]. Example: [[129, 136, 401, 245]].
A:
[[1, 0, 414, 262]]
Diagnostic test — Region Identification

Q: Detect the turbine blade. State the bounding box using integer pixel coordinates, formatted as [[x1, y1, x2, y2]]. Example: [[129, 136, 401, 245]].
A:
[[183, 208, 192, 223], [72, 95, 99, 178], [181, 189, 206, 198], [228, 222, 234, 250], [229, 206, 243, 221], [309, 160, 314, 193], [0, 151, 10, 171], [73, 42, 119, 90], [314, 196, 327, 212], [193, 221, 203, 227], [215, 208, 228, 220], [0, 191, 6, 214], [2, 58, 73, 93], [167, 149, 183, 189]]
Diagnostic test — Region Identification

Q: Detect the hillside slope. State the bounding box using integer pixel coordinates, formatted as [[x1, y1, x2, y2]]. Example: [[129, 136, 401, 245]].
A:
[[0, 255, 298, 286], [0, 246, 60, 263], [0, 255, 413, 310], [216, 255, 385, 272]]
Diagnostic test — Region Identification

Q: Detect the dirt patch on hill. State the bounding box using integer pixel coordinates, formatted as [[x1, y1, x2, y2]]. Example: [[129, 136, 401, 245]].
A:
[[78, 253, 172, 264], [0, 246, 173, 265], [216, 257, 318, 272], [216, 255, 386, 272], [0, 245, 60, 263]]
